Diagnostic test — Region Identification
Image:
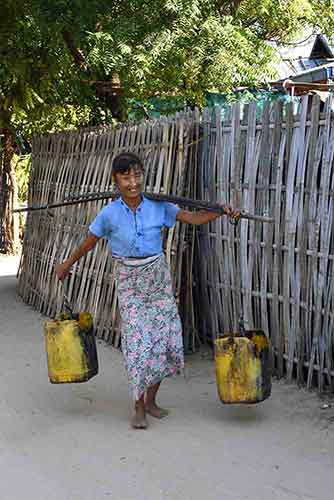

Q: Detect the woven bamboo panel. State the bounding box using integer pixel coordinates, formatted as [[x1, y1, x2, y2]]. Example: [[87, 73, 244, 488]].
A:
[[18, 114, 200, 351], [196, 95, 334, 390], [18, 95, 334, 390]]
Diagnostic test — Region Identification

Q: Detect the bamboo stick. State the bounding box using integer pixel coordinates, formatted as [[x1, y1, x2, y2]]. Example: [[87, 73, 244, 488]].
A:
[[13, 191, 274, 223]]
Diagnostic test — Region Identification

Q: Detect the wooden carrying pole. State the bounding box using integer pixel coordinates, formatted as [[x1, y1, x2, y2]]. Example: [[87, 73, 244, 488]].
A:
[[13, 191, 273, 224]]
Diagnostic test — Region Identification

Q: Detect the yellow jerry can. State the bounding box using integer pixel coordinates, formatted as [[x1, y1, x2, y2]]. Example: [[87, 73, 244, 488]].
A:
[[215, 330, 272, 404], [44, 312, 99, 383]]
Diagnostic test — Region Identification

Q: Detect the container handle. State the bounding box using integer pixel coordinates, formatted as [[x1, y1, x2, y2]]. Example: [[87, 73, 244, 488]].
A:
[[60, 280, 74, 317]]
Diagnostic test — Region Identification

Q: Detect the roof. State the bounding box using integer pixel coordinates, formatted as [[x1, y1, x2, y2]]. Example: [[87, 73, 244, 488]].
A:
[[310, 34, 334, 59], [272, 33, 334, 81]]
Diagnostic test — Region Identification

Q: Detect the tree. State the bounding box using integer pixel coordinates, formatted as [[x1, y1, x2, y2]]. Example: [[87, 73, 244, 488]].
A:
[[1, 0, 334, 253], [81, 0, 322, 104], [0, 1, 99, 253]]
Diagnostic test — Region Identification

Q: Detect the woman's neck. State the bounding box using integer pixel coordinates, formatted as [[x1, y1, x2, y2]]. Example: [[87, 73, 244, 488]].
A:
[[121, 194, 142, 211]]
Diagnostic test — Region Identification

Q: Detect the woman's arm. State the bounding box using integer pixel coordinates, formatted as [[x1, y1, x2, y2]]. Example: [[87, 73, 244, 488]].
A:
[[55, 232, 100, 281], [176, 204, 240, 225]]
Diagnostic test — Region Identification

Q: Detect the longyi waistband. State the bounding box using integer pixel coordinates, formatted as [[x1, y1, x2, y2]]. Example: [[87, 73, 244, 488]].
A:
[[113, 254, 162, 267]]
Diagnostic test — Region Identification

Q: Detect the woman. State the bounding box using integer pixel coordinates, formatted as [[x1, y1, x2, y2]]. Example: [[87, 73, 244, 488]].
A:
[[55, 152, 240, 429]]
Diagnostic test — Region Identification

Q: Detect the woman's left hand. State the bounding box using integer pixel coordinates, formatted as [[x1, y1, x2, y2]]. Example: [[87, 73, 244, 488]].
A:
[[221, 204, 241, 221]]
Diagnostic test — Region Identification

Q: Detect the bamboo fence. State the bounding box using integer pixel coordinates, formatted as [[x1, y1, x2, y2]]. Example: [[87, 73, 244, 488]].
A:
[[17, 113, 200, 351], [196, 95, 334, 391], [18, 94, 334, 391]]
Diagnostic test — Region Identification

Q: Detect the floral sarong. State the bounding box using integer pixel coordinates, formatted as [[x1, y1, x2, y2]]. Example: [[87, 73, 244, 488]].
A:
[[115, 254, 184, 400]]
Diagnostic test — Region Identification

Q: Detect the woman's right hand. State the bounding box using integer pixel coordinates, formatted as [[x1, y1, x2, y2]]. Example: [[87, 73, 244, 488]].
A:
[[55, 262, 71, 281], [54, 234, 99, 282]]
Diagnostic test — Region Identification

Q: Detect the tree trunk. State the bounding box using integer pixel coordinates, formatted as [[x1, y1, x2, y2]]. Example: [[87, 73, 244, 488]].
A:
[[1, 128, 20, 254]]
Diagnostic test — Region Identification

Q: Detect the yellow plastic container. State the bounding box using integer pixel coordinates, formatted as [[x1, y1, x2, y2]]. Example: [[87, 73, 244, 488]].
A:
[[44, 312, 98, 383], [215, 330, 271, 404]]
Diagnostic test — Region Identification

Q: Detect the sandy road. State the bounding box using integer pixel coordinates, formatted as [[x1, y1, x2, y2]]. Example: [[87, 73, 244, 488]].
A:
[[0, 255, 333, 500]]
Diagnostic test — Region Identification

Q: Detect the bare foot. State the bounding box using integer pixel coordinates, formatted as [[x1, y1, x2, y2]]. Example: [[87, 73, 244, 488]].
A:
[[131, 413, 148, 429], [145, 402, 169, 419], [131, 404, 147, 429]]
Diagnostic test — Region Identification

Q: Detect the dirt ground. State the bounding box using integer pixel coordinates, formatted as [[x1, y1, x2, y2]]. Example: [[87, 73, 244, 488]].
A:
[[0, 255, 333, 500]]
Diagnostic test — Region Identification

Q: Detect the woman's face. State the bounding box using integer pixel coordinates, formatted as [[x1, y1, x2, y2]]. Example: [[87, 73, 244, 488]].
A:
[[114, 166, 144, 200]]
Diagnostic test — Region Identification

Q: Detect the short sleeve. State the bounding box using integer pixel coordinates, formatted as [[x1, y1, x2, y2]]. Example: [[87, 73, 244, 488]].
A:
[[89, 208, 109, 238], [163, 202, 180, 228]]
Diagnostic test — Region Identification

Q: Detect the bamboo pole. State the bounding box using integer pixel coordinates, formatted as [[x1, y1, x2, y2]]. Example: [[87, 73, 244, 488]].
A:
[[13, 191, 274, 223]]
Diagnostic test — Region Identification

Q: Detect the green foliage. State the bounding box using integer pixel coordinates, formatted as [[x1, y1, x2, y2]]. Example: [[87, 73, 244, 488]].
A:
[[233, 0, 313, 39], [15, 105, 91, 141], [15, 155, 31, 203], [0, 0, 98, 131], [1, 0, 334, 131], [83, 0, 334, 104], [309, 0, 334, 36]]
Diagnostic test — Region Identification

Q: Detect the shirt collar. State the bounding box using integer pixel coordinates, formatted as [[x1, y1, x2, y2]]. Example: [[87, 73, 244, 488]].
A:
[[119, 193, 145, 211]]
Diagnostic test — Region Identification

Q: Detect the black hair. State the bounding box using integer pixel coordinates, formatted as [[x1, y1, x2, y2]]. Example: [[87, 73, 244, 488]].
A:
[[112, 152, 144, 175]]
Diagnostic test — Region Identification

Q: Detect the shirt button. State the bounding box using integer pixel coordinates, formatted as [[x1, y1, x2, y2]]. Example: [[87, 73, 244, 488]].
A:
[[137, 232, 142, 236]]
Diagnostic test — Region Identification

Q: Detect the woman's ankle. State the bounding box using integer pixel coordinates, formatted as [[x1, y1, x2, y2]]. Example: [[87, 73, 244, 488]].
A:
[[135, 399, 145, 413]]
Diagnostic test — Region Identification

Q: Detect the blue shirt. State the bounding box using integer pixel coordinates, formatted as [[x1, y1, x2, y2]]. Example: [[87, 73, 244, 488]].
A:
[[89, 195, 180, 257]]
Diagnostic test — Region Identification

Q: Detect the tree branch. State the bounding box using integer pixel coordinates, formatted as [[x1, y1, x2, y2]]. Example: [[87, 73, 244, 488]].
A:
[[62, 30, 90, 74], [216, 0, 245, 16]]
